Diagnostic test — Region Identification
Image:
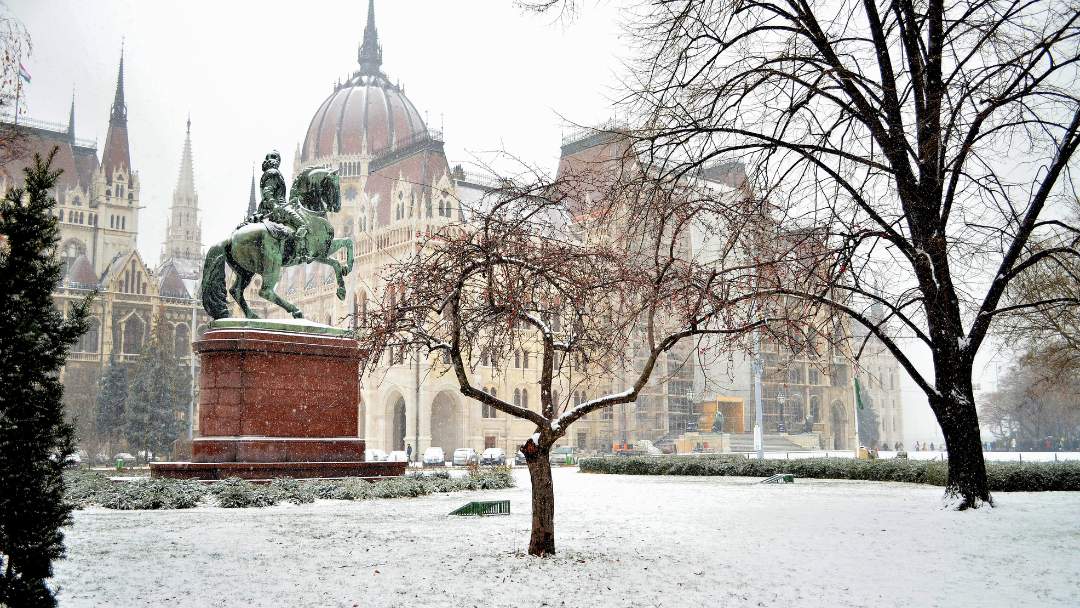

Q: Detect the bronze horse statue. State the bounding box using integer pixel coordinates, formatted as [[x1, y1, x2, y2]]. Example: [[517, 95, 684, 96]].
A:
[[201, 166, 353, 320]]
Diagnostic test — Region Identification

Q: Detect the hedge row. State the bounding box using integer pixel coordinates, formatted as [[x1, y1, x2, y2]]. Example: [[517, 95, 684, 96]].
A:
[[578, 456, 1080, 492], [64, 467, 515, 510]]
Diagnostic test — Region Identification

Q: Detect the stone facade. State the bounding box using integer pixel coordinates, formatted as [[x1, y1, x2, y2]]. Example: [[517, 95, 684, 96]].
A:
[[0, 50, 209, 445]]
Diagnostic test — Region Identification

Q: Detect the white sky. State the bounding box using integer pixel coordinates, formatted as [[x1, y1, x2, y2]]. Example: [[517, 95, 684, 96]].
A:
[[8, 0, 998, 443], [10, 0, 626, 264]]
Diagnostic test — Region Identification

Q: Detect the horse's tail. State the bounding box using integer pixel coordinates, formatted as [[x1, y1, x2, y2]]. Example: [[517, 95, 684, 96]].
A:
[[201, 240, 230, 319]]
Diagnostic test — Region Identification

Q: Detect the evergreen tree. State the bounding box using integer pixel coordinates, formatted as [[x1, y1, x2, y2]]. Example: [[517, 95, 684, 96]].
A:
[[124, 311, 188, 464], [0, 151, 90, 607], [95, 354, 128, 462]]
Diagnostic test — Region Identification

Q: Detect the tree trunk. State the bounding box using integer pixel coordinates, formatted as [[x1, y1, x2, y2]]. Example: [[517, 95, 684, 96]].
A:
[[525, 448, 556, 556], [936, 376, 992, 509]]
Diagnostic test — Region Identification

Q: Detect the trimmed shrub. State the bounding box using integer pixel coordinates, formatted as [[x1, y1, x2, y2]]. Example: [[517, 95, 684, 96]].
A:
[[578, 456, 1080, 492], [64, 467, 516, 510], [269, 478, 316, 504], [211, 478, 279, 508]]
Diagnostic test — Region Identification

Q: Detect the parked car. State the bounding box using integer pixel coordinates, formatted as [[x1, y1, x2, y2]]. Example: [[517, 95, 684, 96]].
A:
[[453, 447, 479, 466], [422, 447, 446, 467], [515, 450, 527, 466], [480, 447, 506, 465], [365, 449, 388, 462], [64, 453, 82, 468], [549, 446, 577, 465], [387, 450, 408, 462]]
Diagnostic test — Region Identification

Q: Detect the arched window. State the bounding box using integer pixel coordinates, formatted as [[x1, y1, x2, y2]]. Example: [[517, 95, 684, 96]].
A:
[[521, 389, 529, 410], [514, 350, 521, 368], [76, 317, 99, 353], [513, 388, 521, 408], [810, 396, 821, 421], [522, 351, 530, 369], [173, 323, 190, 356], [437, 200, 445, 217], [122, 315, 145, 354]]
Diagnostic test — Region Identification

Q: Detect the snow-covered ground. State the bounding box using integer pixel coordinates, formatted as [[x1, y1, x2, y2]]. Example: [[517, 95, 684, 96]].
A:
[[54, 468, 1079, 607]]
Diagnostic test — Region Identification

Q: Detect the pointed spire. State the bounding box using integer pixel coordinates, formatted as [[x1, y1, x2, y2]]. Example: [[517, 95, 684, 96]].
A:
[[176, 116, 195, 202], [102, 45, 131, 176], [110, 43, 127, 124], [163, 116, 202, 263], [247, 168, 257, 216], [67, 88, 76, 144], [358, 0, 383, 75]]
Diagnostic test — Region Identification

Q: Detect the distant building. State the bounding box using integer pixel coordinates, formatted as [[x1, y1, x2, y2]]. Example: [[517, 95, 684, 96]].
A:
[[0, 50, 209, 441], [852, 301, 905, 448]]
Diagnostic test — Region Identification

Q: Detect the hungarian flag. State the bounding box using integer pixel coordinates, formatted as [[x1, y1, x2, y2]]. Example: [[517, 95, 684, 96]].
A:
[[18, 61, 30, 84]]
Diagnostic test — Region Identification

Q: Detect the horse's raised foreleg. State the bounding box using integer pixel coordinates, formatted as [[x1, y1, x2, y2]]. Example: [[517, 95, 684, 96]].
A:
[[326, 238, 354, 276], [315, 256, 347, 301], [258, 267, 303, 319]]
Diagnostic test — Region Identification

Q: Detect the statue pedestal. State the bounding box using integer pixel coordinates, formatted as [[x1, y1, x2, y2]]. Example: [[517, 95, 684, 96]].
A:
[[151, 323, 403, 480]]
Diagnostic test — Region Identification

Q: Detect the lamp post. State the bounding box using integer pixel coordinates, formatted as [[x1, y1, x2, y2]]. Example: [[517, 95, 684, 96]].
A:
[[752, 331, 764, 459], [776, 387, 787, 434], [684, 388, 698, 433]]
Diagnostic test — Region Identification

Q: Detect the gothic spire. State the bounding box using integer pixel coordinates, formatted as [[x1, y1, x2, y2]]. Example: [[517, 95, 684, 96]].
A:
[[247, 168, 257, 216], [358, 0, 382, 75], [176, 115, 195, 202], [102, 45, 131, 175], [110, 43, 127, 124], [163, 116, 202, 263], [67, 89, 76, 144]]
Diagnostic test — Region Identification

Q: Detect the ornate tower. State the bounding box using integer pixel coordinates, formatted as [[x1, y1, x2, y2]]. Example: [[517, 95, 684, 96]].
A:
[[163, 117, 202, 264], [247, 170, 257, 217], [92, 46, 140, 274]]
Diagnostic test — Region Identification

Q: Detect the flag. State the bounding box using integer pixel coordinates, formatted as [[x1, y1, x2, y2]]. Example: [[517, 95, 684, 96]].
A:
[[854, 377, 865, 410], [18, 62, 31, 84]]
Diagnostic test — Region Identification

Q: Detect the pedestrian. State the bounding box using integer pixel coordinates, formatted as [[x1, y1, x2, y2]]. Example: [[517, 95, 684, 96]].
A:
[[929, 442, 935, 451], [406, 443, 413, 462]]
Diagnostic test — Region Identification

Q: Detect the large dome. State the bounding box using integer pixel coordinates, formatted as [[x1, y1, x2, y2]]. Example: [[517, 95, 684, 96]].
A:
[[300, 1, 427, 163]]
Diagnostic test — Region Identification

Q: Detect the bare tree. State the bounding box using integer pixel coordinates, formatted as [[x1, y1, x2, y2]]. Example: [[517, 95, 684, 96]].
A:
[[0, 6, 30, 165], [529, 0, 1080, 509], [356, 150, 825, 556], [981, 350, 1080, 449]]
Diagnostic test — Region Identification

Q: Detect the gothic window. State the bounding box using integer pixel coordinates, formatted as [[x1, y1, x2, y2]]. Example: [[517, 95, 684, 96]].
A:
[[600, 407, 613, 421], [72, 196, 82, 207], [174, 323, 190, 355], [122, 315, 145, 354], [75, 317, 99, 353], [426, 198, 432, 218], [521, 389, 529, 410], [522, 351, 530, 369], [514, 350, 521, 368], [810, 396, 821, 421], [437, 200, 444, 217], [513, 388, 521, 408]]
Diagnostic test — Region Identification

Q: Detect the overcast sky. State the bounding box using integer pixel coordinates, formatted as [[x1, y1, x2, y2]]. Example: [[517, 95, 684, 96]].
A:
[[10, 0, 626, 264], [8, 0, 978, 443]]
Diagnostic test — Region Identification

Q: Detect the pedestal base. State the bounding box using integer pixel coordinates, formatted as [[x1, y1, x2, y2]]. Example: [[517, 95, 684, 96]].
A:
[[153, 325, 398, 481], [150, 460, 405, 480]]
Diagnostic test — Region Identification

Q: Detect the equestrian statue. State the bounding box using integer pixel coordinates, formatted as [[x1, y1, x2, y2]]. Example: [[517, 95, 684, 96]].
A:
[[201, 151, 352, 320]]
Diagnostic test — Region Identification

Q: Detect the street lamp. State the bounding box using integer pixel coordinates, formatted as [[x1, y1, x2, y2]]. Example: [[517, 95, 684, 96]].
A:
[[777, 387, 787, 434], [684, 388, 698, 433]]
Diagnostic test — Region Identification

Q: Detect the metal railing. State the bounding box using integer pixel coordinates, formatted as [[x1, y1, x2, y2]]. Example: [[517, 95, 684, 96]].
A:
[[0, 113, 98, 148]]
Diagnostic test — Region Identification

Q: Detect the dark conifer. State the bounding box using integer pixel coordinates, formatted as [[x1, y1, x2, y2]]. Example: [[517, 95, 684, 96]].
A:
[[0, 150, 91, 607]]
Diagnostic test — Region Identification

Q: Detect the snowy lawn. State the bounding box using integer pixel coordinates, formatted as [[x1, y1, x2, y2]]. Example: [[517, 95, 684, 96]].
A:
[[54, 467, 1079, 607]]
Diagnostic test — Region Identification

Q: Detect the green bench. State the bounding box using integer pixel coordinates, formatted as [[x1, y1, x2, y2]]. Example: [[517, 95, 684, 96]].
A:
[[449, 500, 511, 516], [760, 473, 795, 484]]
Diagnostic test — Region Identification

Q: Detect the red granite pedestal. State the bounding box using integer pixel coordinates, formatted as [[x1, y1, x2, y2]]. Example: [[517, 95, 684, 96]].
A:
[[151, 326, 404, 480]]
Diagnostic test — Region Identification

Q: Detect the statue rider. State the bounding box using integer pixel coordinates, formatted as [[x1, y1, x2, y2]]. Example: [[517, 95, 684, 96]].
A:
[[244, 151, 311, 263]]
